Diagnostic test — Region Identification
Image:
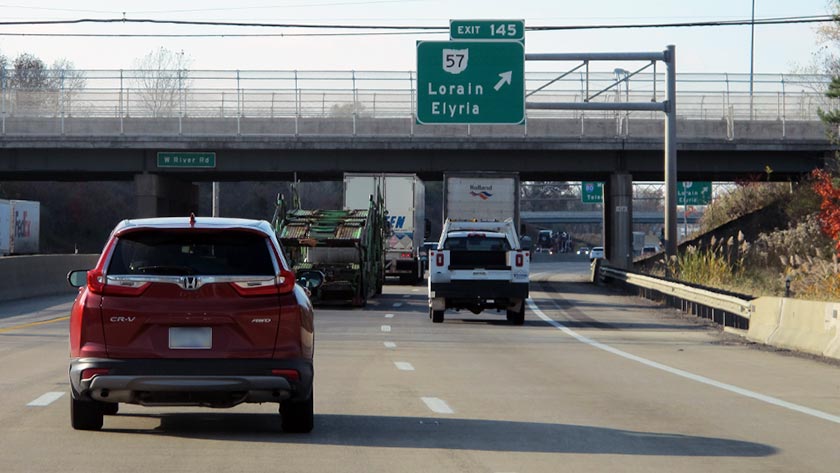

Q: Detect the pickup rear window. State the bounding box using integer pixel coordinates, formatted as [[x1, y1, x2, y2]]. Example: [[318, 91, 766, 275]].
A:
[[107, 230, 276, 276], [443, 236, 511, 252]]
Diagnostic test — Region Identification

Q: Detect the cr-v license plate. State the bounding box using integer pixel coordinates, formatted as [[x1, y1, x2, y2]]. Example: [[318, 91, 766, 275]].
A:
[[169, 327, 212, 349]]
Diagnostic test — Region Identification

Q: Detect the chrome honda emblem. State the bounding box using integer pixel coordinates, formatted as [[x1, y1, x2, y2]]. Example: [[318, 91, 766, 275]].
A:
[[182, 276, 199, 290]]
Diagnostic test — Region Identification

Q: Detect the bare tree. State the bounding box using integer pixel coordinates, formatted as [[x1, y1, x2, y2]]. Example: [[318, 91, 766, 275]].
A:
[[130, 47, 192, 117], [50, 58, 87, 116]]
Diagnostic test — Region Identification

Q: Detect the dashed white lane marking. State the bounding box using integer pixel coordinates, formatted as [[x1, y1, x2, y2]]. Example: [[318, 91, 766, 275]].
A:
[[381, 325, 392, 332], [27, 392, 65, 407], [394, 362, 415, 371], [527, 298, 840, 425], [421, 397, 454, 414], [403, 294, 411, 299], [384, 342, 397, 349], [385, 313, 394, 318], [393, 302, 403, 308]]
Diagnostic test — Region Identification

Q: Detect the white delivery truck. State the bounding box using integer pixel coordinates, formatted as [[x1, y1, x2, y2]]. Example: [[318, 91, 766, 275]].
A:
[[1, 200, 40, 255], [9, 200, 40, 254], [344, 173, 427, 284], [0, 200, 10, 255], [443, 172, 520, 230]]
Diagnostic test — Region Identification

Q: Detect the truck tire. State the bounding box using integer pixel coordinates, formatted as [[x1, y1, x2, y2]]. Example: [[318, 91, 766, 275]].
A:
[[432, 310, 444, 323], [281, 389, 314, 433], [71, 398, 104, 431], [507, 303, 525, 326]]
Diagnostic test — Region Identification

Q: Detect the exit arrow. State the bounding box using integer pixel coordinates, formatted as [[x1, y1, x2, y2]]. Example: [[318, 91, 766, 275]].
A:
[[493, 71, 512, 91]]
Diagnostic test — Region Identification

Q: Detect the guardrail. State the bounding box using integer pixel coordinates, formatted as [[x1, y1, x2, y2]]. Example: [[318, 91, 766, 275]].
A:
[[598, 264, 753, 330]]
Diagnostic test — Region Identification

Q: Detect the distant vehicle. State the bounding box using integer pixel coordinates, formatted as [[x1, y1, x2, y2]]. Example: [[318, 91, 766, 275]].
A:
[[67, 216, 317, 433], [642, 244, 659, 256], [577, 246, 590, 256], [0, 199, 40, 255], [536, 230, 553, 253], [589, 246, 605, 260], [420, 241, 438, 270], [444, 172, 520, 230], [345, 173, 427, 284]]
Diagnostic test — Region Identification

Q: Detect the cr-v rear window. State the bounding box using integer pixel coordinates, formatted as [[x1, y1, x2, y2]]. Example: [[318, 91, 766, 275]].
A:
[[107, 230, 276, 276]]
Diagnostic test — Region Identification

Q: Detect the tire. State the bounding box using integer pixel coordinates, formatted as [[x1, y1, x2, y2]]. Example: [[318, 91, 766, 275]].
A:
[[507, 303, 525, 326], [102, 403, 119, 415], [71, 398, 104, 431], [281, 391, 314, 433], [432, 310, 444, 323]]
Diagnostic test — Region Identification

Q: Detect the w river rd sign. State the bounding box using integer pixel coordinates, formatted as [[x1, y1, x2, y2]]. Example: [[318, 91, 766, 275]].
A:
[[416, 40, 525, 125]]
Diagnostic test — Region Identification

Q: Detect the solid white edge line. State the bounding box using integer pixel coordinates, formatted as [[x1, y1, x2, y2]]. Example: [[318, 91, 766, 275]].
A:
[[384, 341, 397, 348], [526, 298, 840, 425], [381, 325, 392, 332], [385, 313, 394, 318], [421, 396, 454, 414], [27, 391, 65, 407], [394, 361, 415, 371]]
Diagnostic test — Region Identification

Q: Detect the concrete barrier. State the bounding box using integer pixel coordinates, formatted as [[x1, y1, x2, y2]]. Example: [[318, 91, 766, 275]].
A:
[[748, 297, 840, 360], [746, 297, 784, 344], [0, 254, 99, 302]]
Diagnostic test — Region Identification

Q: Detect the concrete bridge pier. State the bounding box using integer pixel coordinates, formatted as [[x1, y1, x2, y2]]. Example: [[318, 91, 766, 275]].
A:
[[603, 173, 633, 269], [134, 174, 199, 218]]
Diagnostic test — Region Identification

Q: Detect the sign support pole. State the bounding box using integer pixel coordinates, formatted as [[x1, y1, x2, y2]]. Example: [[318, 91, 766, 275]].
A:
[[665, 45, 678, 275]]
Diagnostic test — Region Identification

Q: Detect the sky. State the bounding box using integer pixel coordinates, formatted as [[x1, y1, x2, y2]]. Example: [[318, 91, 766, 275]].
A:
[[0, 0, 835, 74]]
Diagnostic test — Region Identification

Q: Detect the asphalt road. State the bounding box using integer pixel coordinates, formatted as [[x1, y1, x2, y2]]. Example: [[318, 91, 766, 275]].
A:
[[1, 262, 839, 472]]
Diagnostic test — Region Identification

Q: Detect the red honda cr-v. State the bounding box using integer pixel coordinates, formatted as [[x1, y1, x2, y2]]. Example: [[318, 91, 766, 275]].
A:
[[67, 216, 316, 432]]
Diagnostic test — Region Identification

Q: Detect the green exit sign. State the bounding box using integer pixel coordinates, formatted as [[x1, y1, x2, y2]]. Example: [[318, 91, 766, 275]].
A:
[[450, 19, 525, 42], [416, 40, 525, 125], [678, 181, 712, 205], [157, 152, 216, 168], [581, 181, 604, 203]]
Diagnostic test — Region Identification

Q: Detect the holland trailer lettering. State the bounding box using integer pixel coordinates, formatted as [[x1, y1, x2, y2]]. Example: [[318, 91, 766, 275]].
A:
[[428, 82, 484, 118]]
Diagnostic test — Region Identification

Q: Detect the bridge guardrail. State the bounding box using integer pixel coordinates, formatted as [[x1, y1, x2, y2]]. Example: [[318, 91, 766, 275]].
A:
[[599, 264, 753, 328]]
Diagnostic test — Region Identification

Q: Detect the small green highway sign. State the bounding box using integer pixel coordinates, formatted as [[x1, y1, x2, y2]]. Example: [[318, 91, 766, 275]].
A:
[[581, 181, 604, 203], [157, 152, 216, 168], [450, 19, 525, 42], [678, 181, 712, 205], [416, 40, 525, 125]]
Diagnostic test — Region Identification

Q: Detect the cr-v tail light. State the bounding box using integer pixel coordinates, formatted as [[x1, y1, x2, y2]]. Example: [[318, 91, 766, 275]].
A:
[[87, 269, 150, 296], [231, 269, 296, 296]]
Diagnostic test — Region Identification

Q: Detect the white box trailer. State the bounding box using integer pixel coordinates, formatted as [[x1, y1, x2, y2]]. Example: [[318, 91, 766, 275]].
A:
[[444, 172, 520, 230], [344, 173, 426, 284], [9, 200, 40, 254], [0, 200, 10, 255]]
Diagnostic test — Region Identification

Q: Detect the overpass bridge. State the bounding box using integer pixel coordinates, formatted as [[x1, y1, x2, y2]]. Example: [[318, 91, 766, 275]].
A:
[[0, 70, 831, 216], [521, 210, 702, 225]]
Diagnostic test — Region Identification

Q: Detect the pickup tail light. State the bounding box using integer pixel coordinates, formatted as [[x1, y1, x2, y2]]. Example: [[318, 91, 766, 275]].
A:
[[436, 252, 445, 267], [515, 253, 524, 267], [231, 269, 296, 296]]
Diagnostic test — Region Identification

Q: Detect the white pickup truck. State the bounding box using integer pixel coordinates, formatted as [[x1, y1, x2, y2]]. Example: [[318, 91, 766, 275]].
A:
[[427, 219, 530, 325]]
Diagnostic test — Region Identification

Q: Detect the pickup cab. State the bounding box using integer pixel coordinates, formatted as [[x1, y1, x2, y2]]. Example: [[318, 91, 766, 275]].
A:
[[427, 219, 529, 325]]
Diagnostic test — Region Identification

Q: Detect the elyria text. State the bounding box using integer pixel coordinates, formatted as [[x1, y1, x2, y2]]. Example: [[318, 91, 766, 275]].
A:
[[428, 82, 484, 117]]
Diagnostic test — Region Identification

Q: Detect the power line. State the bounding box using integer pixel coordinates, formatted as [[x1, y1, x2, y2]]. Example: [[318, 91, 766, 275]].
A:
[[0, 15, 831, 36]]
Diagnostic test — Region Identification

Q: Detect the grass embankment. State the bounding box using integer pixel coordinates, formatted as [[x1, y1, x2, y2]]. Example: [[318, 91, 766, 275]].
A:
[[648, 181, 840, 301]]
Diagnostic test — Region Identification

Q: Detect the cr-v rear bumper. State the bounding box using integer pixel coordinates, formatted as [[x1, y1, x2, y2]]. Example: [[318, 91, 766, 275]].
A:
[[69, 358, 313, 407]]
